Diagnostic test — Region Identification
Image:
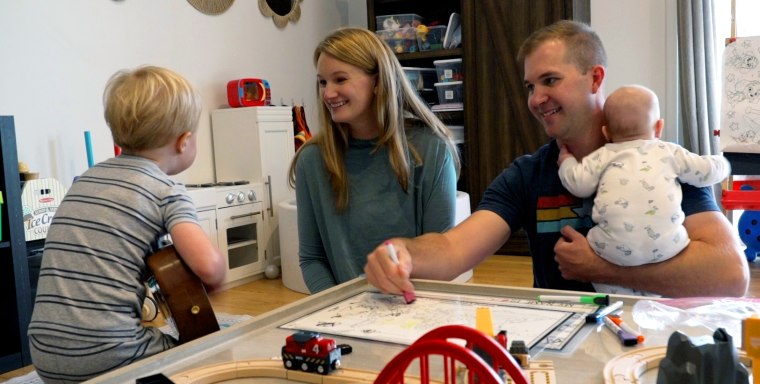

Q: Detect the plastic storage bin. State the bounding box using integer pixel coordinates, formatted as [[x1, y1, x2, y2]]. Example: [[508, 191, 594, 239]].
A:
[[417, 25, 447, 51], [376, 13, 423, 30], [377, 27, 418, 53], [403, 67, 437, 91], [434, 58, 464, 82], [435, 81, 463, 104], [449, 125, 464, 144]]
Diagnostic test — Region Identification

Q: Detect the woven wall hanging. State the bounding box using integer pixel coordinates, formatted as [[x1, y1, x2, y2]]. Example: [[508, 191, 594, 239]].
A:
[[187, 0, 234, 15], [259, 0, 302, 28]]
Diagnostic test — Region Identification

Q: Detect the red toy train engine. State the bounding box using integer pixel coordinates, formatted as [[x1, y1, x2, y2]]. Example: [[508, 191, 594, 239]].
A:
[[281, 331, 341, 375]]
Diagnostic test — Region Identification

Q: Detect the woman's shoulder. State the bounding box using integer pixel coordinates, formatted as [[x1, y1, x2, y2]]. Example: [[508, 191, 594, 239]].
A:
[[405, 123, 445, 145], [294, 142, 324, 173], [298, 142, 322, 159]]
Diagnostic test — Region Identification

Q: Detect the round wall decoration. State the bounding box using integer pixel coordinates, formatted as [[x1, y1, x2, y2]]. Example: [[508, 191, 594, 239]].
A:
[[187, 0, 235, 15], [259, 0, 303, 28]]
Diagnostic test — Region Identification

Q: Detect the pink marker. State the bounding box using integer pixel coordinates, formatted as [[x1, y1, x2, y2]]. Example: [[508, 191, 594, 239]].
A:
[[384, 241, 416, 304]]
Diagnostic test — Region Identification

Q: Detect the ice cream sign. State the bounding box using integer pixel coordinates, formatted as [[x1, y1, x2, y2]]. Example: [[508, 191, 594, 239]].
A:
[[22, 178, 67, 241]]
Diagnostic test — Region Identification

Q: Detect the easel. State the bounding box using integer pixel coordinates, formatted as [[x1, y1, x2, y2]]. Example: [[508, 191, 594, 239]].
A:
[[719, 0, 760, 254], [722, 3, 760, 378]]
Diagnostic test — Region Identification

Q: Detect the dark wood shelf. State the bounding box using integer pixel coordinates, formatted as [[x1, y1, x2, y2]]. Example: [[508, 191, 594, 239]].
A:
[[0, 116, 32, 373], [396, 47, 462, 61], [0, 353, 23, 373]]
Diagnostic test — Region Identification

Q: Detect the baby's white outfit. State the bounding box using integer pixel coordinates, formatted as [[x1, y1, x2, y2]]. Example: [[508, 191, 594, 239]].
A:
[[558, 139, 730, 296]]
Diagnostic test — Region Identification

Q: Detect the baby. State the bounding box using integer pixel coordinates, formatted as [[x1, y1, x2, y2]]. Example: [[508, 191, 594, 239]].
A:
[[558, 85, 730, 296]]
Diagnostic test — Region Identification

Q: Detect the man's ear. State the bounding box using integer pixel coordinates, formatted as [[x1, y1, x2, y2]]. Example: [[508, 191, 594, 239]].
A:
[[590, 65, 605, 94], [176, 131, 193, 153], [654, 118, 664, 139]]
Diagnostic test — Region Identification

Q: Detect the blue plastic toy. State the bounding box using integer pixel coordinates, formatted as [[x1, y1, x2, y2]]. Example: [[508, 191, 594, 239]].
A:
[[736, 184, 760, 262], [738, 209, 760, 262]]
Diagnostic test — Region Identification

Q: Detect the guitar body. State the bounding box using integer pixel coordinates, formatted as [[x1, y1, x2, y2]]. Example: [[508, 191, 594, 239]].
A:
[[146, 245, 220, 343]]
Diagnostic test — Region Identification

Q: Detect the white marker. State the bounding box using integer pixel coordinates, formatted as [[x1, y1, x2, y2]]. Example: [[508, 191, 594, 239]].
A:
[[384, 241, 416, 304]]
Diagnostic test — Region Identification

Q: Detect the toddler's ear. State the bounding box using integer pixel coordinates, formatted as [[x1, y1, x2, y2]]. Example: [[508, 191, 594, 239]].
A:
[[176, 131, 193, 153]]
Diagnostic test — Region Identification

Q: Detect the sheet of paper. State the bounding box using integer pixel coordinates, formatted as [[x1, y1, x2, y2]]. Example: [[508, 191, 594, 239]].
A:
[[280, 291, 595, 350], [720, 36, 760, 153]]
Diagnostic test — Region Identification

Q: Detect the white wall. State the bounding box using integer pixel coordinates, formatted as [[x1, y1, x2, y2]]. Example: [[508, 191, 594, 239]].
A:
[[0, 0, 366, 187], [591, 0, 679, 143], [0, 1, 678, 187]]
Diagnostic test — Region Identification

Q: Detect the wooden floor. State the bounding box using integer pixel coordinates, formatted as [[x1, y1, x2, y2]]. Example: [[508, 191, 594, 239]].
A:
[[3, 255, 759, 380]]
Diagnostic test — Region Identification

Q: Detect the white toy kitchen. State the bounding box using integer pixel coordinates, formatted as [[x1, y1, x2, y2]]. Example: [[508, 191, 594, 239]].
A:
[[188, 106, 295, 288]]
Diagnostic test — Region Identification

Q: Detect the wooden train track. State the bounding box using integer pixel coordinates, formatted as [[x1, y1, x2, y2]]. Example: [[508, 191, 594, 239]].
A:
[[603, 346, 751, 384], [169, 359, 557, 384], [170, 359, 415, 384]]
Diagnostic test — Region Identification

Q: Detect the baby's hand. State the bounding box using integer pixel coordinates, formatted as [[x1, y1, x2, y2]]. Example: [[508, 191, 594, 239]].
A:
[[557, 144, 573, 165]]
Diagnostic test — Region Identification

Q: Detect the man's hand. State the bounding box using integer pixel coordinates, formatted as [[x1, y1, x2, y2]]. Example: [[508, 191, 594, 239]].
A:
[[364, 239, 416, 295], [554, 225, 613, 282]]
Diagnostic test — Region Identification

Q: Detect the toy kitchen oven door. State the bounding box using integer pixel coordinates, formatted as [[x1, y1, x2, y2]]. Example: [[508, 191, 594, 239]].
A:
[[216, 182, 266, 286]]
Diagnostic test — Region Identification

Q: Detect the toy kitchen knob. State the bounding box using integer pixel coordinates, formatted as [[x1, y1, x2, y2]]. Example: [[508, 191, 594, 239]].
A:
[[247, 190, 257, 201], [225, 193, 236, 204], [237, 192, 245, 203]]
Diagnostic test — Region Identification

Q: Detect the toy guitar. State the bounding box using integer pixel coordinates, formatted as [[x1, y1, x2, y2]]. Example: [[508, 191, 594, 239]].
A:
[[146, 235, 219, 344]]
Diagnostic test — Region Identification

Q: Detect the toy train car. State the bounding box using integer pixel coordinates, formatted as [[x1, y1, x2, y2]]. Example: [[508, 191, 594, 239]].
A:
[[281, 331, 341, 375]]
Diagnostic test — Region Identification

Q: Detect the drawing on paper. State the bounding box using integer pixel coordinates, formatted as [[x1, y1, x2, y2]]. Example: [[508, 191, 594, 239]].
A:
[[720, 36, 760, 153], [280, 291, 594, 350]]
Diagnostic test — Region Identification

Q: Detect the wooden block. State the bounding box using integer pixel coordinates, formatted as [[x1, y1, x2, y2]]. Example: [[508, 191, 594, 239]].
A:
[[743, 316, 760, 381], [475, 307, 494, 337], [743, 316, 760, 357]]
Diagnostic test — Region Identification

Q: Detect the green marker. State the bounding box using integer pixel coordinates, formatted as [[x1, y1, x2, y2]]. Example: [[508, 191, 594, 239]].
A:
[[536, 294, 610, 305]]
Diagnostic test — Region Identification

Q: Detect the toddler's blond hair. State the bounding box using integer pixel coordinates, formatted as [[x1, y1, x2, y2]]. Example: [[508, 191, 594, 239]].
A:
[[104, 66, 201, 151]]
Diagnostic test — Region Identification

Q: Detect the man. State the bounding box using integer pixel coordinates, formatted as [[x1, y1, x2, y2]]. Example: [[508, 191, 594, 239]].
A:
[[364, 20, 748, 298]]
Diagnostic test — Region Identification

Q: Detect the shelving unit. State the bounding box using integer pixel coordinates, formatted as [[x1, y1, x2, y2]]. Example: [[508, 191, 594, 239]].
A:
[[368, 0, 466, 191], [720, 152, 760, 262], [368, 0, 590, 255], [0, 116, 32, 373], [367, 0, 462, 65]]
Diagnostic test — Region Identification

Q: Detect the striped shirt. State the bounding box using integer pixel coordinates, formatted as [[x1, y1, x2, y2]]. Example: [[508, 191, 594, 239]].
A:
[[28, 155, 198, 343]]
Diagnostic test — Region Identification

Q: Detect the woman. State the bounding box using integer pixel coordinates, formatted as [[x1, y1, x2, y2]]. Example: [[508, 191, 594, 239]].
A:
[[288, 27, 460, 293]]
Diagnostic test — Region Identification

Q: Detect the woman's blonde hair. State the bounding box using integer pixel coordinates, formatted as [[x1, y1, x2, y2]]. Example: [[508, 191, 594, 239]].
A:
[[104, 65, 202, 151], [288, 27, 460, 211]]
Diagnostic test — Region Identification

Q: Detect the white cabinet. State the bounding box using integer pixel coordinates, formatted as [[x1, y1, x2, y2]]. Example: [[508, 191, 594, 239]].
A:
[[196, 207, 218, 248], [188, 188, 219, 248], [216, 199, 264, 285], [210, 106, 295, 266]]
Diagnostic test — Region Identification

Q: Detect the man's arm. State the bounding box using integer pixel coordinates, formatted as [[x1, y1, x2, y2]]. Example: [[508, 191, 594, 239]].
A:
[[555, 211, 748, 297], [364, 210, 511, 295]]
